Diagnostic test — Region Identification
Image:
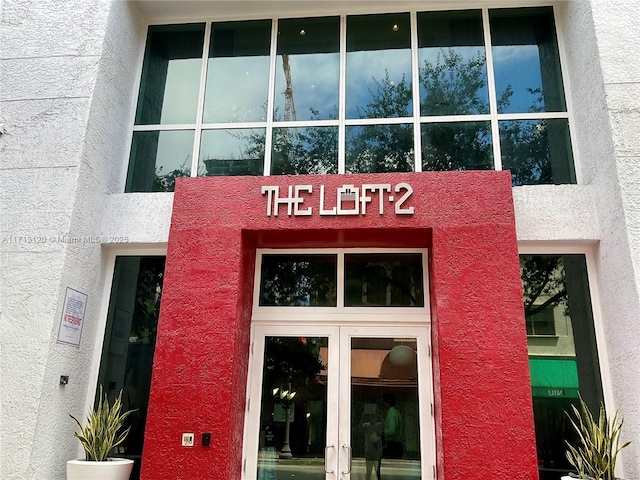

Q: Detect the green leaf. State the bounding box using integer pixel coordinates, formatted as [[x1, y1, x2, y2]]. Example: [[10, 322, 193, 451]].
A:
[[69, 386, 138, 461]]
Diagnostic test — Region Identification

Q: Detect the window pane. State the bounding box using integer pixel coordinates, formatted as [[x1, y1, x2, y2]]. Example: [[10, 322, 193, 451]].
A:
[[345, 253, 424, 307], [125, 130, 194, 193], [135, 24, 205, 125], [491, 7, 566, 114], [275, 17, 340, 122], [260, 254, 337, 307], [199, 129, 265, 176], [351, 338, 421, 478], [271, 127, 338, 175], [346, 124, 414, 174], [421, 122, 492, 171], [520, 254, 603, 477], [258, 336, 327, 477], [346, 14, 412, 119], [418, 10, 489, 116], [203, 20, 271, 123], [96, 256, 166, 480], [500, 118, 575, 186]]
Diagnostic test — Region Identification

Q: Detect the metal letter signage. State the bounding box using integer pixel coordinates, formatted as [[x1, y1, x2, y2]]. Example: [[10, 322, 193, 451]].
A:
[[262, 183, 415, 217]]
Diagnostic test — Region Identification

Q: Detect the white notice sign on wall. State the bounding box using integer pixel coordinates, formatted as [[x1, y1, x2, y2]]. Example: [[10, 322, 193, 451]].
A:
[[56, 287, 88, 347]]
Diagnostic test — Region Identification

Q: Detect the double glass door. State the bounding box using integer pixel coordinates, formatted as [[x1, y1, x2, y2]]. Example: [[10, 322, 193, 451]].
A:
[[243, 325, 434, 480]]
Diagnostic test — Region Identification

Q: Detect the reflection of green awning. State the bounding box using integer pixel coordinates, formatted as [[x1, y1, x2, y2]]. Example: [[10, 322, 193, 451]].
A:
[[529, 358, 579, 399]]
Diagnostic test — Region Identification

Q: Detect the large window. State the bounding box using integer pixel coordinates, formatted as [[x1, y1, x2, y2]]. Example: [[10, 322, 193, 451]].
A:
[[520, 254, 603, 480], [96, 256, 166, 480], [126, 7, 574, 192]]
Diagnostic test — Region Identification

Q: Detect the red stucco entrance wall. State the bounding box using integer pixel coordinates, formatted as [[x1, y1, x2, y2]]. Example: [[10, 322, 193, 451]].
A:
[[141, 171, 538, 479]]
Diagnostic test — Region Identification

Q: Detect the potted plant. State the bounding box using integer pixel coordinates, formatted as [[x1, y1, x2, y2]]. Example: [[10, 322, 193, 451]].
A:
[[561, 395, 630, 480], [67, 386, 137, 480]]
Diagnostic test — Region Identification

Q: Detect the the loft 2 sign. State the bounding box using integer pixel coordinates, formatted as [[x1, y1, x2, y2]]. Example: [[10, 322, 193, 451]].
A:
[[261, 183, 415, 217]]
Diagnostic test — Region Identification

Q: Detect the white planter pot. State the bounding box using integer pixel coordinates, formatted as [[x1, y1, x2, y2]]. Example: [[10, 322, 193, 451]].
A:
[[66, 458, 133, 480]]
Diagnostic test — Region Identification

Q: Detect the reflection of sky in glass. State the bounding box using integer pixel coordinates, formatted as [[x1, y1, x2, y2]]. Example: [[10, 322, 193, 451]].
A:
[[274, 53, 339, 121], [493, 45, 544, 113], [419, 47, 488, 115], [199, 129, 265, 176], [199, 129, 264, 160], [346, 50, 412, 119], [160, 59, 202, 124], [153, 130, 195, 175], [204, 57, 270, 123]]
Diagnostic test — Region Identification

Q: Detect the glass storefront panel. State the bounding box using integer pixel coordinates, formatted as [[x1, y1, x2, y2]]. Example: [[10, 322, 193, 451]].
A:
[[500, 118, 575, 186], [199, 128, 265, 176], [521, 254, 603, 480], [490, 7, 566, 114], [125, 130, 194, 192], [96, 256, 166, 480], [345, 124, 414, 174], [344, 253, 424, 307], [346, 14, 412, 119], [274, 17, 340, 122], [270, 127, 339, 175], [204, 20, 272, 123], [260, 254, 338, 307], [421, 121, 493, 172], [418, 10, 489, 116], [134, 24, 205, 126], [350, 337, 421, 480], [257, 336, 328, 479]]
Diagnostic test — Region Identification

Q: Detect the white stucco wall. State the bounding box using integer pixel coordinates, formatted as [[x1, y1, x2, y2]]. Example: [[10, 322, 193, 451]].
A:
[[2, 0, 640, 479], [0, 1, 148, 478], [555, 1, 640, 477]]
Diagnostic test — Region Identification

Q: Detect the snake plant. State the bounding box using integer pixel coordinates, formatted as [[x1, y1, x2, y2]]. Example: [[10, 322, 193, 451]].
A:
[[70, 386, 137, 461], [565, 394, 630, 480]]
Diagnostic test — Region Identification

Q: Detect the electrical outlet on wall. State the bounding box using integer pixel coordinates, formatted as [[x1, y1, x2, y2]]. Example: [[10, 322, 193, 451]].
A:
[[182, 432, 195, 447]]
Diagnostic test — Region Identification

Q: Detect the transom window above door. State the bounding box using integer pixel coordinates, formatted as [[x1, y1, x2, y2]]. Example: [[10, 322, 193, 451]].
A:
[[126, 7, 575, 192], [253, 250, 430, 320]]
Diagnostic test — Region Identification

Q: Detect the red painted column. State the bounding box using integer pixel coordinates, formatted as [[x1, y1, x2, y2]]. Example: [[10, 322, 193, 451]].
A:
[[141, 172, 538, 480], [430, 225, 538, 479]]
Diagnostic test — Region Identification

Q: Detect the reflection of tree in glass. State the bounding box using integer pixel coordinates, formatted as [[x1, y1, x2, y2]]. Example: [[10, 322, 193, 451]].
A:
[[271, 108, 339, 175], [132, 257, 165, 340], [347, 71, 414, 173], [153, 157, 190, 192], [265, 337, 326, 392], [261, 258, 336, 307], [345, 256, 423, 307], [204, 47, 567, 183], [421, 50, 488, 116], [420, 50, 505, 173], [501, 120, 553, 186], [520, 255, 568, 321]]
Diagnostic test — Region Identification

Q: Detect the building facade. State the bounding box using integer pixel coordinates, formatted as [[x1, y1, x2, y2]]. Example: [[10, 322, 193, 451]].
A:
[[2, 1, 640, 479]]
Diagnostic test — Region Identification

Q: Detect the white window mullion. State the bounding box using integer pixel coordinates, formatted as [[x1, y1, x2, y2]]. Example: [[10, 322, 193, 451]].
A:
[[410, 11, 422, 173], [191, 22, 212, 177], [338, 15, 347, 175], [482, 8, 502, 172], [263, 18, 279, 176]]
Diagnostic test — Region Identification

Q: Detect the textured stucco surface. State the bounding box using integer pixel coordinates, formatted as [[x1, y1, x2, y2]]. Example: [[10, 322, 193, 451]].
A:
[[0, 1, 147, 479], [1, 1, 640, 479], [143, 172, 538, 480], [556, 2, 640, 477]]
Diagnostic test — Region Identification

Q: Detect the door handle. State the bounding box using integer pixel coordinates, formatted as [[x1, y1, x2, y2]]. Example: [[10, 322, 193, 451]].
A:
[[324, 445, 335, 474], [341, 444, 352, 474]]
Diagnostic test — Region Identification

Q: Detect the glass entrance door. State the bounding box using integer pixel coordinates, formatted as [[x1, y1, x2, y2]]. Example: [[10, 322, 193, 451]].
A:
[[243, 325, 433, 480]]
